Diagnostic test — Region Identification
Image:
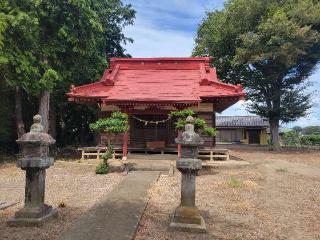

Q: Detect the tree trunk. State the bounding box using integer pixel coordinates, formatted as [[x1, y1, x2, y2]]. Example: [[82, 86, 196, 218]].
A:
[[15, 86, 25, 138], [39, 90, 50, 133], [49, 100, 56, 138], [269, 118, 280, 151]]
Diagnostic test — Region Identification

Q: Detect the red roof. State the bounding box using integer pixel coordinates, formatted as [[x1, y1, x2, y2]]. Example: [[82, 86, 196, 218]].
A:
[[67, 57, 245, 112]]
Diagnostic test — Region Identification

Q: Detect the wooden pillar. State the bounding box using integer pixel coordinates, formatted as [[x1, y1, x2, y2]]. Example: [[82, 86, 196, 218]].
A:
[[119, 106, 131, 160], [122, 131, 128, 160]]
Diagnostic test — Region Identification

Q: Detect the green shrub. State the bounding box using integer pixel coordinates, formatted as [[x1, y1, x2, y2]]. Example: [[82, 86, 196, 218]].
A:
[[101, 145, 114, 163], [282, 130, 301, 146], [169, 109, 216, 137], [96, 162, 108, 174], [89, 111, 129, 134], [169, 109, 195, 119], [283, 130, 320, 147], [301, 135, 320, 146]]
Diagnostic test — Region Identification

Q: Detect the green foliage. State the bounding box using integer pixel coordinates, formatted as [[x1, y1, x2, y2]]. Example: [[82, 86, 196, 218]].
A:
[[193, 0, 320, 147], [0, 0, 135, 149], [227, 177, 242, 188], [95, 162, 108, 174], [101, 145, 114, 163], [170, 109, 216, 137], [301, 126, 320, 135], [282, 130, 301, 146], [202, 127, 216, 137], [0, 12, 8, 49], [90, 111, 129, 134], [169, 109, 195, 119], [282, 130, 320, 146], [300, 135, 320, 146]]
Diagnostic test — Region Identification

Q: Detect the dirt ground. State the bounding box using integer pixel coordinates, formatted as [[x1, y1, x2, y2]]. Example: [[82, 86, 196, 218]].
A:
[[0, 159, 124, 240], [135, 149, 320, 240]]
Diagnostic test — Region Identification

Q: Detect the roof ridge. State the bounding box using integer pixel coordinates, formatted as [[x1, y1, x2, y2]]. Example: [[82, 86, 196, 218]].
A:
[[217, 116, 264, 118], [111, 57, 212, 62]]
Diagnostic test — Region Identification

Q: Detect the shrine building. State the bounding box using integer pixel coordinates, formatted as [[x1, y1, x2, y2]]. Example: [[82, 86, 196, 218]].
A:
[[67, 57, 245, 157]]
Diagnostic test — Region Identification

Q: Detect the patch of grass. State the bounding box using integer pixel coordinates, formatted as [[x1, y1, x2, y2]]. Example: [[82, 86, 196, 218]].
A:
[[58, 201, 66, 208], [275, 167, 288, 173], [227, 176, 242, 188]]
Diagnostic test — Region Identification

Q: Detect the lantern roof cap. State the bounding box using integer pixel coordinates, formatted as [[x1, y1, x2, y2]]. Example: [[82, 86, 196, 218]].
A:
[[16, 115, 56, 145]]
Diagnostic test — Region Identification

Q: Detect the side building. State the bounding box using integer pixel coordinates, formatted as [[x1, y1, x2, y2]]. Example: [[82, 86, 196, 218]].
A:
[[216, 116, 269, 145]]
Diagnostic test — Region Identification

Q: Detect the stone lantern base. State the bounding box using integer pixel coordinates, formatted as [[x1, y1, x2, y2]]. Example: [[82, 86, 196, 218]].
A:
[[8, 115, 58, 227], [169, 206, 206, 233], [7, 205, 58, 227]]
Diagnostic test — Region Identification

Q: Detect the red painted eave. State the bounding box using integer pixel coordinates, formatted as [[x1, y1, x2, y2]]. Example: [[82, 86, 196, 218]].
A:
[[67, 57, 245, 110]]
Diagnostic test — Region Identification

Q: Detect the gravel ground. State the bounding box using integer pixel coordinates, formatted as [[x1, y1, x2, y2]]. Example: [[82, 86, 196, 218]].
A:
[[0, 160, 124, 240], [135, 149, 320, 240]]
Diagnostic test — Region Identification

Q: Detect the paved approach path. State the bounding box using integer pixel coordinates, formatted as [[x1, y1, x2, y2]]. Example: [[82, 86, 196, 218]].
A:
[[60, 171, 160, 240]]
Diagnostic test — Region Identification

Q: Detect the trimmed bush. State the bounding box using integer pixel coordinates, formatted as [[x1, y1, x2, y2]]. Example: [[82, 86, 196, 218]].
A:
[[101, 145, 114, 163], [96, 162, 108, 174], [169, 109, 216, 137], [89, 111, 129, 134]]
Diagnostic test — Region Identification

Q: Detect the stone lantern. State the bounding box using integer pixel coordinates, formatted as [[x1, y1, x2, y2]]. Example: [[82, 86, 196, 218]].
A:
[[8, 115, 58, 227], [169, 116, 206, 233]]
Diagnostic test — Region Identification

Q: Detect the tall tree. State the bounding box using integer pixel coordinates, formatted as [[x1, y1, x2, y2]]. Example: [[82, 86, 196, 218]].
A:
[[193, 0, 320, 150], [0, 0, 135, 139]]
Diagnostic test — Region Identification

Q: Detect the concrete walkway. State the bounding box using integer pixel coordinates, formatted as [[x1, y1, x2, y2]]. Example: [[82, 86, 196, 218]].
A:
[[60, 171, 160, 240]]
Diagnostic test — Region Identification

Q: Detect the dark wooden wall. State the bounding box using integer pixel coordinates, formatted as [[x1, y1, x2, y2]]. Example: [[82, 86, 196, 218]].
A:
[[99, 110, 216, 149], [129, 115, 176, 148]]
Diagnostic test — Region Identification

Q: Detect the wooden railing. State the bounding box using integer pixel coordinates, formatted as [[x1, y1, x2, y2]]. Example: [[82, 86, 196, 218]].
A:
[[78, 147, 122, 161], [77, 147, 230, 161]]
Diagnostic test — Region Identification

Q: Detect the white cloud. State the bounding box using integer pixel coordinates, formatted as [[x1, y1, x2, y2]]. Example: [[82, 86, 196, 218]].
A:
[[122, 0, 320, 126], [218, 100, 252, 116], [124, 25, 194, 57], [122, 0, 224, 57]]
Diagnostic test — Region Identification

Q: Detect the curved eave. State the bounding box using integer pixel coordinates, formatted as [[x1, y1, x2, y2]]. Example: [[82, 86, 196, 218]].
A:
[[201, 94, 245, 113]]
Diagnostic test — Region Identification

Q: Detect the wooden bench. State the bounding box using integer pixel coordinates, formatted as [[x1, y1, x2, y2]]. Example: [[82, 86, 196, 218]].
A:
[[78, 147, 122, 161], [146, 141, 165, 154], [198, 149, 229, 161]]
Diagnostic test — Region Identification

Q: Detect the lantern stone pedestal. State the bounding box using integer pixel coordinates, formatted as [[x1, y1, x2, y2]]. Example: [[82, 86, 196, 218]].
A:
[[7, 115, 58, 227], [169, 116, 207, 233]]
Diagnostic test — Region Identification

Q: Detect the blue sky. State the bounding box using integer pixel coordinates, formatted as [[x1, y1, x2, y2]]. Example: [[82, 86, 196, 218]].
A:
[[123, 0, 320, 127]]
